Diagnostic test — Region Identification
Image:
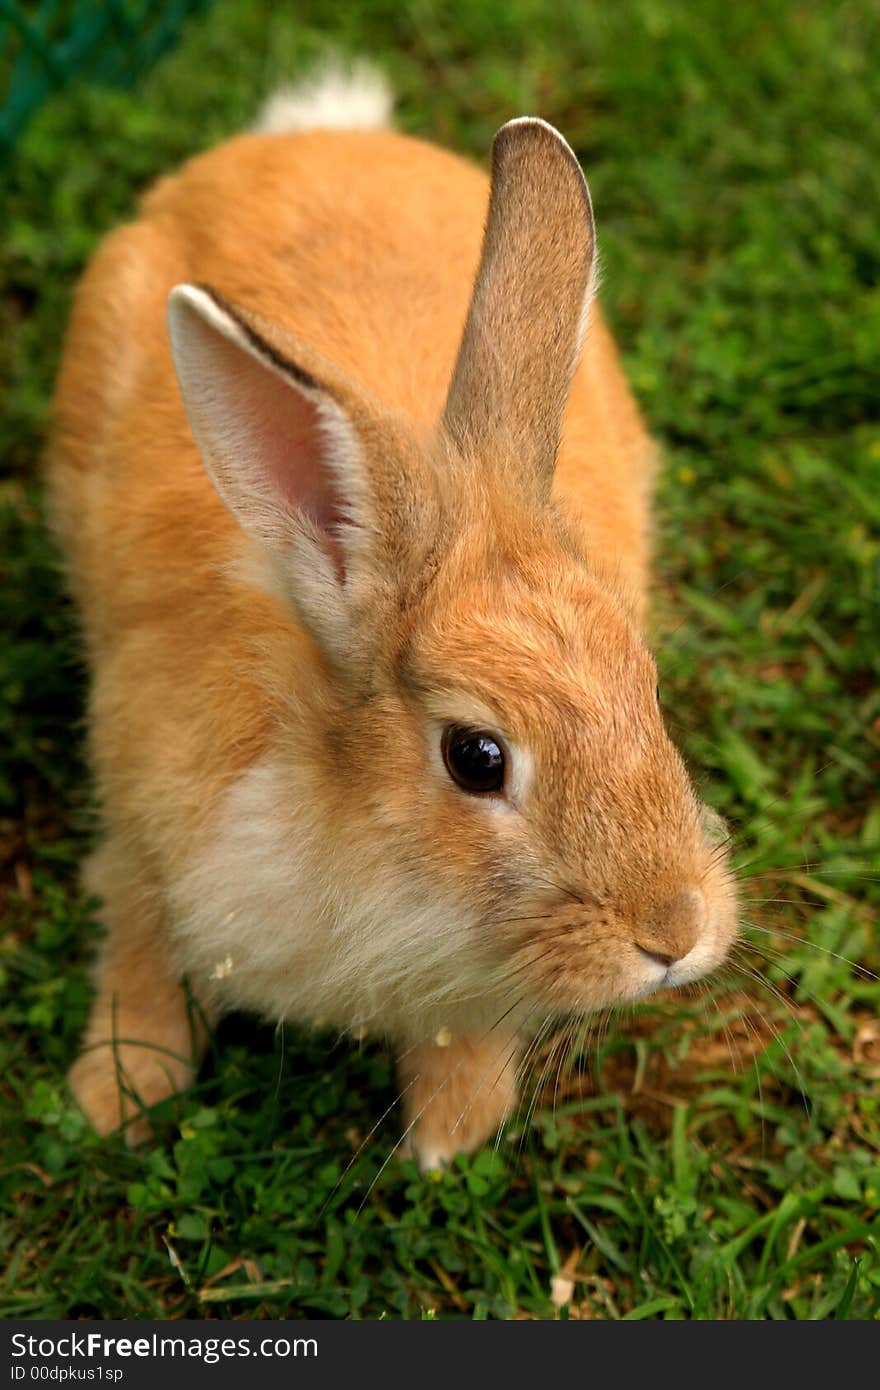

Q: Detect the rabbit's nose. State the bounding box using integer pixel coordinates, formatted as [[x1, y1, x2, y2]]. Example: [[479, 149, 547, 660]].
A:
[[636, 888, 705, 967]]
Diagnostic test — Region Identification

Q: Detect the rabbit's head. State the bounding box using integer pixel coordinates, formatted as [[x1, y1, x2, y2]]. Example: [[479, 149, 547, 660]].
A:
[[168, 120, 736, 1038]]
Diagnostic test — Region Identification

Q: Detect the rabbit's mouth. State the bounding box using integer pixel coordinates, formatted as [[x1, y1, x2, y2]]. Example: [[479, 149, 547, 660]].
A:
[[627, 922, 736, 1000], [494, 870, 738, 1017]]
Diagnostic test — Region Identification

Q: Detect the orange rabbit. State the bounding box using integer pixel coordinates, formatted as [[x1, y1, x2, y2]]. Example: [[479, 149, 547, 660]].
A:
[[48, 68, 736, 1166]]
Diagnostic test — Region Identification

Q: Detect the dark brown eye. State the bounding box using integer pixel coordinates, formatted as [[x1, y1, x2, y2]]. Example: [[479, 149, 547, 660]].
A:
[[442, 726, 505, 795]]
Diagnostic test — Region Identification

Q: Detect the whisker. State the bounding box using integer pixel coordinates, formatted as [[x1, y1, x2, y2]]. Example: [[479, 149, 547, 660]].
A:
[[499, 1012, 558, 1169], [740, 864, 880, 887], [740, 921, 878, 981], [318, 1068, 422, 1216], [722, 982, 769, 1152], [526, 874, 586, 906], [520, 1017, 570, 1153], [738, 936, 877, 1025], [502, 1012, 558, 1150], [725, 955, 812, 1115], [481, 911, 560, 930]]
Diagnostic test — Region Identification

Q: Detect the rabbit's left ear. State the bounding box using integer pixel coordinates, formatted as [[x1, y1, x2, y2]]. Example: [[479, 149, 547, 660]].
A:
[[443, 119, 595, 496], [167, 284, 430, 663]]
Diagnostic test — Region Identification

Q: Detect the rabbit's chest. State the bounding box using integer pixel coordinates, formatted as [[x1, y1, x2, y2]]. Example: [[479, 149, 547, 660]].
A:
[[166, 756, 492, 1042]]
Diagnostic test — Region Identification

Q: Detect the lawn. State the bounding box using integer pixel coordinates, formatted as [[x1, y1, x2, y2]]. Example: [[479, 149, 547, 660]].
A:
[[1, 0, 878, 1320]]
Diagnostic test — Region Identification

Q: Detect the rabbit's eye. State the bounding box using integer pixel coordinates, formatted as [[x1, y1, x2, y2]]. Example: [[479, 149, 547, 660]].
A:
[[442, 726, 505, 795]]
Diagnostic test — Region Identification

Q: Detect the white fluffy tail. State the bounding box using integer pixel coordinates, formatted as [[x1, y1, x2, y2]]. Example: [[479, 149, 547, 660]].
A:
[[254, 59, 393, 135]]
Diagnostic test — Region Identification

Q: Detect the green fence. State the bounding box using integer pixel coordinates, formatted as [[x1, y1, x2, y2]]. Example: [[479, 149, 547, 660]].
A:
[[0, 0, 209, 155]]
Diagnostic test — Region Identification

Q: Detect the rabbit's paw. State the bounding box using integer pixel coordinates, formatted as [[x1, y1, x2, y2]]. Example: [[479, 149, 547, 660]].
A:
[[398, 1032, 519, 1171]]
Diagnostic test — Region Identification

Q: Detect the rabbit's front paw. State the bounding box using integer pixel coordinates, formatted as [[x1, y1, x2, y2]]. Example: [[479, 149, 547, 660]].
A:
[[68, 1035, 196, 1145], [398, 1032, 520, 1171]]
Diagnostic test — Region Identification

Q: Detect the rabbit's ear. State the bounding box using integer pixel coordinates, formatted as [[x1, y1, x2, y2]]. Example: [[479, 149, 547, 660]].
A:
[[168, 284, 411, 659], [443, 119, 595, 496]]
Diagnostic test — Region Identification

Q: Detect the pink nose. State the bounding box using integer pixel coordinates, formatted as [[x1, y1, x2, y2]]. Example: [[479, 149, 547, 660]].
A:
[[635, 889, 705, 966]]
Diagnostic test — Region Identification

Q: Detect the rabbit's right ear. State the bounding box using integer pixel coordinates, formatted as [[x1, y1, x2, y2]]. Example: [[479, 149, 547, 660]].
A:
[[168, 285, 422, 663], [443, 119, 595, 497]]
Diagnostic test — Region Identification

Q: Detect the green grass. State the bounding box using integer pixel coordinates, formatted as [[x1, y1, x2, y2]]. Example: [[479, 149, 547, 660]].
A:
[[2, 0, 879, 1320]]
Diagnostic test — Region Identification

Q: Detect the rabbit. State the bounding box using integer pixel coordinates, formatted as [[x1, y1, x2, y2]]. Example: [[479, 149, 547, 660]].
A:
[[47, 64, 737, 1168]]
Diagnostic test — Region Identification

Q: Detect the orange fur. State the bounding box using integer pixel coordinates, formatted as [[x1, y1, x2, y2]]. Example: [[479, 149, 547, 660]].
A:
[[48, 107, 735, 1163]]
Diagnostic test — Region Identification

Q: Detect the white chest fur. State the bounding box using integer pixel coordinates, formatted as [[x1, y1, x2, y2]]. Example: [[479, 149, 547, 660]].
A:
[[168, 758, 509, 1044]]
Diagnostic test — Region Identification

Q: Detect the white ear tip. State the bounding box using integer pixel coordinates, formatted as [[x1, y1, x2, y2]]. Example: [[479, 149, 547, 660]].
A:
[[169, 282, 200, 305], [495, 115, 575, 156], [168, 282, 214, 321], [167, 283, 242, 359], [168, 283, 202, 335], [498, 115, 564, 137]]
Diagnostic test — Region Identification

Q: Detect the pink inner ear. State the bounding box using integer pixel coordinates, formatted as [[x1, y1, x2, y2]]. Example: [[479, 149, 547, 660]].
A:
[[234, 352, 349, 579], [176, 298, 351, 582]]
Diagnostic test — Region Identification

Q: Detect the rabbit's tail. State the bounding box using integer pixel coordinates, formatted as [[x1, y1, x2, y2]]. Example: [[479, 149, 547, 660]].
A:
[[254, 59, 393, 135]]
